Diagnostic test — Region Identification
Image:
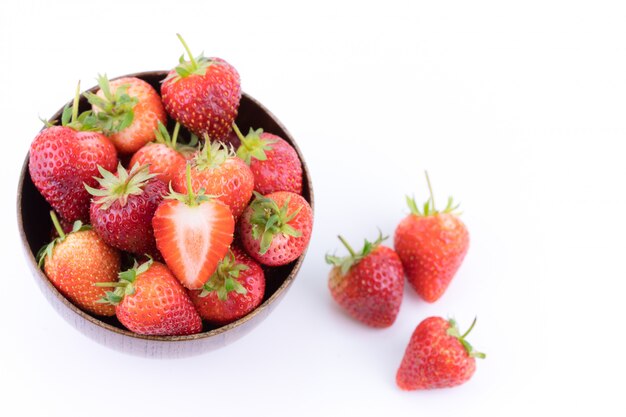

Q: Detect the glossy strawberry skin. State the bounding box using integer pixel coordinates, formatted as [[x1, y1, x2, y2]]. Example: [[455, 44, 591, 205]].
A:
[[161, 58, 241, 141], [44, 230, 121, 317], [115, 262, 203, 336], [394, 213, 469, 302], [172, 156, 254, 219], [250, 133, 302, 195], [129, 143, 187, 185], [396, 317, 476, 390], [329, 246, 404, 328], [189, 247, 265, 326], [240, 191, 313, 266], [29, 126, 117, 223], [93, 77, 167, 154], [89, 178, 167, 255]]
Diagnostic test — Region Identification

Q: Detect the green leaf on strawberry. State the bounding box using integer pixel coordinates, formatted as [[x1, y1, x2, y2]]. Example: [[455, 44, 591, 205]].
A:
[[232, 124, 277, 164], [200, 251, 249, 301], [325, 231, 387, 276], [37, 211, 91, 267], [84, 74, 139, 135], [446, 317, 486, 359], [96, 257, 153, 305], [406, 171, 460, 216]]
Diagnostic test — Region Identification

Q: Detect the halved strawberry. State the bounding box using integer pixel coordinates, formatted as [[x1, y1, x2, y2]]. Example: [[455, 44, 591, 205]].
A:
[[152, 165, 235, 289]]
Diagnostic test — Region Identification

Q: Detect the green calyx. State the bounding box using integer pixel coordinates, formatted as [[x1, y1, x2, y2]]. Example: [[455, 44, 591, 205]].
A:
[[233, 123, 276, 165], [325, 230, 387, 276], [153, 121, 198, 154], [164, 163, 213, 207], [164, 33, 218, 83], [446, 317, 486, 359], [84, 74, 138, 135], [194, 136, 235, 171], [96, 257, 153, 305], [249, 192, 302, 255], [85, 163, 157, 210], [406, 171, 461, 217], [43, 81, 101, 132], [199, 251, 249, 301], [37, 211, 91, 268]]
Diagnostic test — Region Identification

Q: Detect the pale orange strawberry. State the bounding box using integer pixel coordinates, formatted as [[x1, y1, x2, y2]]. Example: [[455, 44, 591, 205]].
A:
[[153, 165, 235, 289], [86, 75, 167, 154]]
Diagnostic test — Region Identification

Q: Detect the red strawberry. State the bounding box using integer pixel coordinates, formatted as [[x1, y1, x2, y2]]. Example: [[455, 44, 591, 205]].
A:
[[172, 140, 254, 218], [152, 165, 235, 290], [240, 191, 313, 266], [233, 125, 303, 195], [189, 246, 265, 326], [29, 83, 117, 223], [86, 164, 167, 255], [161, 34, 241, 140], [86, 74, 167, 154], [98, 259, 203, 336], [396, 317, 485, 390], [394, 173, 469, 302], [129, 121, 196, 185], [39, 211, 121, 317], [326, 232, 404, 328]]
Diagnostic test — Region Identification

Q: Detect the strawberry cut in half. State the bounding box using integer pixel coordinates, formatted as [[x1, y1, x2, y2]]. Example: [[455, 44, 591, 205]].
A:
[[152, 164, 235, 290]]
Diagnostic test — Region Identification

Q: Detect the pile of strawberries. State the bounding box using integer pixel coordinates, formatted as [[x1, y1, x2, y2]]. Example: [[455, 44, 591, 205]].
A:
[[29, 34, 312, 336], [326, 174, 484, 391]]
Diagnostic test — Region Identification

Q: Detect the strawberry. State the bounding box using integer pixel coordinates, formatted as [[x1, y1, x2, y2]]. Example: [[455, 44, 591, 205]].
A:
[[86, 164, 167, 255], [326, 232, 404, 328], [152, 165, 235, 290], [396, 317, 485, 390], [172, 139, 254, 219], [189, 246, 265, 326], [240, 191, 313, 266], [86, 74, 167, 154], [29, 83, 117, 223], [394, 173, 469, 302], [38, 211, 121, 316], [98, 259, 203, 336], [129, 121, 197, 185], [233, 125, 303, 195], [161, 34, 241, 141]]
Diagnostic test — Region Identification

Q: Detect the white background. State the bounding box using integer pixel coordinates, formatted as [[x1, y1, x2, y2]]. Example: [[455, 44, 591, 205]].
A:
[[1, 1, 624, 415]]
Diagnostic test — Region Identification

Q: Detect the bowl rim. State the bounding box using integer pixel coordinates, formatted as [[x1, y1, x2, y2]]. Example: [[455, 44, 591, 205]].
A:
[[16, 70, 314, 342]]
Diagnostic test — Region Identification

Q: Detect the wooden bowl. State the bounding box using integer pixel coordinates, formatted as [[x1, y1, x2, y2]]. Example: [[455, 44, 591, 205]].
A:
[[17, 71, 313, 358]]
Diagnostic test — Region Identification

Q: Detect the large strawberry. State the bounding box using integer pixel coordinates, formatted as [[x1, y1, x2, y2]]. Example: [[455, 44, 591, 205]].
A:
[[326, 232, 404, 328], [29, 83, 117, 223], [129, 121, 196, 185], [233, 125, 303, 195], [240, 191, 313, 266], [172, 139, 254, 218], [85, 74, 167, 154], [38, 211, 120, 316], [161, 34, 241, 140], [394, 173, 469, 302], [86, 163, 167, 255], [396, 317, 485, 390], [153, 164, 235, 290], [98, 259, 203, 336], [189, 246, 265, 326]]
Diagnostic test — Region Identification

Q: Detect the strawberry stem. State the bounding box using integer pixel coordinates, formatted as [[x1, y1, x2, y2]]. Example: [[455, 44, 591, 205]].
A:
[[461, 316, 477, 339], [177, 33, 197, 70], [337, 235, 356, 257], [425, 170, 435, 211], [232, 123, 245, 142], [49, 211, 65, 240], [172, 122, 180, 149], [72, 81, 81, 124]]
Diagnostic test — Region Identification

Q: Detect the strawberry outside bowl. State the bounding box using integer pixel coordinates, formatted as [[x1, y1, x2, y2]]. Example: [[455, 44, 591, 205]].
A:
[[17, 70, 313, 358]]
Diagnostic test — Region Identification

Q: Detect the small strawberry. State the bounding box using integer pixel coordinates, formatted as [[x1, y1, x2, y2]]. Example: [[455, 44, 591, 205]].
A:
[[189, 246, 265, 326], [240, 191, 313, 266], [38, 211, 121, 316], [172, 139, 254, 218], [98, 259, 203, 336], [86, 163, 167, 255], [129, 121, 197, 185], [396, 317, 485, 390], [161, 34, 241, 140], [233, 124, 303, 195], [394, 173, 469, 302], [153, 164, 235, 290], [86, 74, 167, 154], [29, 82, 117, 223], [326, 232, 404, 328]]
